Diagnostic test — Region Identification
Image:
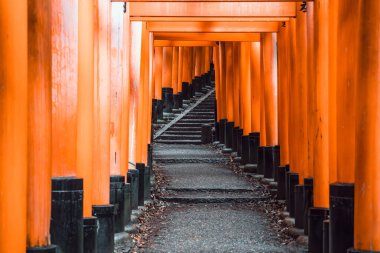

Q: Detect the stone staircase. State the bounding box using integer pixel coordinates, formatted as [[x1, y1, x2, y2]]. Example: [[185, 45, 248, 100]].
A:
[[155, 90, 216, 144]]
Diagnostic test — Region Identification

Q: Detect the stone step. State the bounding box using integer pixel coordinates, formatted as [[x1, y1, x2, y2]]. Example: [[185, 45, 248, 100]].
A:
[[158, 134, 201, 140], [182, 115, 215, 119], [164, 131, 202, 135], [155, 139, 202, 144], [169, 126, 201, 131], [173, 122, 205, 127], [179, 118, 214, 123]]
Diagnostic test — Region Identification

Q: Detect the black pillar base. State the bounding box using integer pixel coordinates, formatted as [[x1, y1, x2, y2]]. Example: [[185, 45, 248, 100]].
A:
[[219, 119, 227, 144], [277, 165, 289, 200], [51, 177, 84, 253], [124, 183, 132, 225], [241, 135, 250, 165], [127, 169, 139, 210], [348, 249, 380, 253], [257, 146, 265, 175], [232, 127, 240, 152], [136, 163, 146, 206], [182, 82, 189, 100], [308, 207, 329, 253], [27, 245, 57, 253], [83, 217, 97, 253], [272, 146, 280, 181], [202, 124, 212, 144], [156, 100, 164, 120], [214, 122, 220, 142], [144, 165, 151, 200], [147, 144, 153, 169], [330, 183, 354, 253], [303, 177, 314, 235], [248, 132, 260, 164], [152, 99, 158, 123], [236, 129, 243, 157], [92, 205, 115, 253], [263, 146, 273, 179], [110, 175, 126, 233], [294, 185, 305, 229], [224, 121, 234, 150], [162, 87, 174, 113], [173, 94, 180, 109], [323, 219, 329, 253], [286, 172, 299, 217]]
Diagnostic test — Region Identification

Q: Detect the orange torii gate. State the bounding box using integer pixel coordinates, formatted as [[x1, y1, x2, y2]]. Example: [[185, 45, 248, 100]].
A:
[[1, 1, 379, 253]]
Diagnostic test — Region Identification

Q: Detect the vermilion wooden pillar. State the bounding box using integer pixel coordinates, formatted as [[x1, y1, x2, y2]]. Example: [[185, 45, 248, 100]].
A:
[[0, 1, 27, 252], [240, 42, 251, 135], [129, 21, 143, 164], [200, 47, 205, 74], [313, 0, 330, 208], [178, 47, 183, 92], [213, 46, 221, 122], [307, 2, 315, 178], [219, 42, 227, 121], [27, 0, 53, 249], [259, 38, 266, 146], [154, 47, 163, 99], [232, 42, 241, 129], [110, 3, 123, 176], [277, 24, 290, 166], [77, 0, 95, 217], [352, 1, 380, 251], [294, 9, 308, 182], [93, 0, 111, 205], [225, 42, 234, 124], [261, 33, 278, 147], [162, 47, 173, 88], [250, 42, 261, 134], [182, 47, 190, 84], [121, 4, 131, 177], [172, 47, 179, 94], [195, 47, 202, 77], [51, 0, 78, 177]]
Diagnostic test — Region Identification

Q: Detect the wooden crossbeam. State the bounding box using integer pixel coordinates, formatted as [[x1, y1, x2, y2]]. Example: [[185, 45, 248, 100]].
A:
[[154, 40, 218, 47], [147, 21, 280, 32], [154, 32, 261, 42], [130, 17, 290, 22], [127, 2, 296, 17]]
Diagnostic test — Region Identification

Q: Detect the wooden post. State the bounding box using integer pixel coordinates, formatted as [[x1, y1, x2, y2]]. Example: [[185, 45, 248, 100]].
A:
[[353, 1, 380, 250], [77, 0, 95, 217], [250, 42, 261, 134], [154, 47, 163, 99], [172, 47, 179, 94], [178, 47, 183, 92], [27, 0, 53, 248], [93, 0, 111, 205], [232, 42, 241, 128], [162, 47, 173, 88], [259, 38, 266, 146], [261, 33, 278, 146], [0, 0, 28, 252], [214, 46, 221, 122], [225, 42, 234, 123], [240, 42, 251, 135], [219, 42, 227, 121], [277, 24, 290, 166]]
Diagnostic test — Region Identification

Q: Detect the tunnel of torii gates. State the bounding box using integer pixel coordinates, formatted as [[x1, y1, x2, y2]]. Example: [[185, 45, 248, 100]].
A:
[[0, 0, 379, 252]]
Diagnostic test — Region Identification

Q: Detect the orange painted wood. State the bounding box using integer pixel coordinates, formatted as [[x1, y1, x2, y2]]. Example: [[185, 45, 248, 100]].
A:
[[93, 0, 111, 204], [162, 47, 173, 88], [213, 46, 221, 121], [77, 0, 95, 217], [200, 47, 206, 74], [306, 1, 315, 178], [110, 3, 124, 176], [232, 42, 241, 127], [261, 33, 278, 146], [194, 47, 202, 77], [132, 17, 289, 22], [147, 32, 154, 143], [154, 40, 217, 47], [354, 1, 380, 250], [154, 47, 163, 99], [51, 0, 78, 177], [117, 0, 309, 2], [219, 42, 227, 120], [277, 24, 290, 166], [147, 21, 280, 33], [204, 47, 211, 73], [312, 0, 330, 208], [27, 0, 52, 247], [155, 33, 261, 42], [172, 47, 179, 94], [182, 47, 191, 83], [250, 42, 261, 133], [294, 9, 308, 182], [129, 21, 143, 164], [259, 40, 266, 146], [129, 2, 296, 17], [328, 0, 337, 184], [121, 5, 131, 177], [335, 0, 359, 183], [225, 42, 234, 123], [178, 47, 183, 92], [240, 42, 252, 135], [0, 1, 28, 251]]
